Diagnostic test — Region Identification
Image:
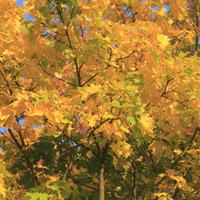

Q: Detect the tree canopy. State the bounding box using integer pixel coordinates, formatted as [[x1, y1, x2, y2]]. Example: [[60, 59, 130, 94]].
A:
[[0, 0, 200, 199]]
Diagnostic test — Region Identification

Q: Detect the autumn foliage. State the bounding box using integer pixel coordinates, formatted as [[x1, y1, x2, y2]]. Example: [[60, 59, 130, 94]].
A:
[[0, 0, 200, 199]]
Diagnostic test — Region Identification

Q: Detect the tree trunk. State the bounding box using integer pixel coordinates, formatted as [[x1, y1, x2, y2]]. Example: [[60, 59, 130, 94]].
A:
[[99, 162, 105, 200], [98, 143, 108, 200], [195, 12, 199, 55]]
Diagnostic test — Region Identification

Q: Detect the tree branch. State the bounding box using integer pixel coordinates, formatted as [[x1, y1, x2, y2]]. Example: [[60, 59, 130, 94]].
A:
[[171, 127, 199, 169], [38, 63, 75, 86], [0, 70, 13, 96], [7, 128, 40, 185]]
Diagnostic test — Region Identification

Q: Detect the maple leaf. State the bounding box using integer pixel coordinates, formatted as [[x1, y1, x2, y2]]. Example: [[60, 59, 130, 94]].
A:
[[80, 84, 102, 100], [139, 113, 154, 135], [0, 0, 200, 199], [88, 114, 99, 127], [0, 174, 6, 197], [157, 34, 170, 49]]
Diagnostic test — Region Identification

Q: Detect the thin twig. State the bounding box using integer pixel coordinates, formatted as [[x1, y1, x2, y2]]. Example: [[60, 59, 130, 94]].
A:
[[39, 63, 75, 86]]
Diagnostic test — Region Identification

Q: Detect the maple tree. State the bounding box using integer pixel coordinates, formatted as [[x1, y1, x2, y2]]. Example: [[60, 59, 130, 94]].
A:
[[0, 0, 200, 199]]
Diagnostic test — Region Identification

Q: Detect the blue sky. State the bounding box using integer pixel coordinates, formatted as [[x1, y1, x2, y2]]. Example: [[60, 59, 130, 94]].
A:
[[16, 0, 35, 21], [16, 0, 26, 7], [16, 0, 171, 21], [0, 118, 24, 133], [0, 127, 6, 132]]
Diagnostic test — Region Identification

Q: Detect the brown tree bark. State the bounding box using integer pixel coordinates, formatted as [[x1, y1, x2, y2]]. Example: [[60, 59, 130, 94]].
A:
[[99, 162, 105, 200]]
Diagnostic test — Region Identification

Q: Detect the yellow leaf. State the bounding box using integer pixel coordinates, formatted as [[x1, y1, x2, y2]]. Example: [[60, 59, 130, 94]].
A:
[[80, 84, 102, 100], [157, 34, 170, 49], [120, 125, 129, 133], [168, 19, 173, 24], [156, 7, 167, 16], [0, 174, 6, 197], [167, 175, 192, 191], [55, 72, 62, 79], [53, 110, 69, 124], [85, 84, 102, 94], [111, 143, 122, 156], [174, 149, 182, 155], [88, 114, 99, 127], [86, 151, 93, 158], [0, 111, 9, 122], [84, 15, 92, 22], [178, 13, 184, 21], [123, 161, 131, 170], [114, 131, 123, 139], [48, 176, 59, 182], [111, 141, 131, 158], [122, 142, 131, 158], [139, 113, 154, 135], [102, 112, 113, 119], [112, 156, 118, 169], [154, 192, 173, 200]]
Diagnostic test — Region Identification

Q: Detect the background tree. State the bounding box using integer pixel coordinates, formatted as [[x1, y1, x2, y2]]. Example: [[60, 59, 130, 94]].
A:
[[0, 0, 199, 199]]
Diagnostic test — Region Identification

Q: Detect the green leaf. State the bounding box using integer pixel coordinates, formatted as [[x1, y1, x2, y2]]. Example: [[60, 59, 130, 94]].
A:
[[184, 67, 193, 75], [40, 59, 50, 69], [54, 41, 66, 52], [111, 100, 121, 108], [126, 116, 136, 125], [39, 7, 49, 18], [126, 72, 143, 86], [26, 192, 50, 200]]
